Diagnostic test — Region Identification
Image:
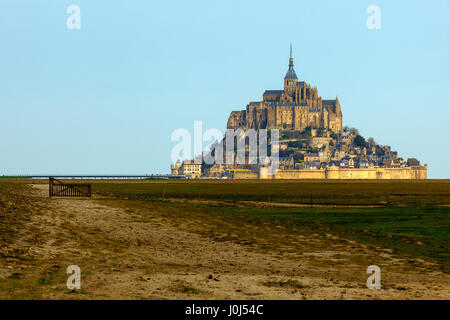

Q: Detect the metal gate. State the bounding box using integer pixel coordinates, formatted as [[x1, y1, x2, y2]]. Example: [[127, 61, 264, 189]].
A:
[[49, 177, 92, 198]]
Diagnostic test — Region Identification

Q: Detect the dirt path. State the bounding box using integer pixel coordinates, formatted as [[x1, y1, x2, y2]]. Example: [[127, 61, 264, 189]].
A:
[[0, 184, 448, 299]]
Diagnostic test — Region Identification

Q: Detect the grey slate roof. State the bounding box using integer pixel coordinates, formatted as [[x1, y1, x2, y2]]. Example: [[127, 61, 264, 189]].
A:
[[263, 90, 283, 95], [322, 99, 337, 106], [284, 66, 298, 79]]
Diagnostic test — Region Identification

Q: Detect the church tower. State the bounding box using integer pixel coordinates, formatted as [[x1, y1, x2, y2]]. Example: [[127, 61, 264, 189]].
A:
[[284, 43, 298, 91]]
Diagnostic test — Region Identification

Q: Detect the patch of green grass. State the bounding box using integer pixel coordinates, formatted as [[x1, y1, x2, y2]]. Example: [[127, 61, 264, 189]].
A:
[[36, 265, 63, 286], [93, 180, 450, 206], [153, 200, 450, 267], [231, 205, 450, 266], [94, 181, 450, 269], [0, 176, 31, 180]]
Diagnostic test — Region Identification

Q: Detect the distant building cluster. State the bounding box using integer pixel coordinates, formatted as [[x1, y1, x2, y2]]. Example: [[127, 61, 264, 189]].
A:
[[276, 128, 423, 171], [170, 46, 427, 180], [171, 161, 202, 179]]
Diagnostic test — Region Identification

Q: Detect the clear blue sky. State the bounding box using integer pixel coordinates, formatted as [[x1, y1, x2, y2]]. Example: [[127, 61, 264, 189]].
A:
[[1, 0, 449, 178]]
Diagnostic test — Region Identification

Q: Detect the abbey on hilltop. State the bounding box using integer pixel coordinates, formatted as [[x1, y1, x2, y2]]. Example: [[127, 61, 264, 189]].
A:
[[171, 44, 427, 180], [227, 44, 343, 133]]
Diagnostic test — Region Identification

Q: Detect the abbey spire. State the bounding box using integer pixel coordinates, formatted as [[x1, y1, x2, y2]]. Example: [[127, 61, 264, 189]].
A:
[[284, 42, 298, 80]]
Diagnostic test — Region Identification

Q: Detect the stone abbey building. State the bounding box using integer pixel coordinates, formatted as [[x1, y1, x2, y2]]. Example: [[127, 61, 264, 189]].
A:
[[172, 45, 427, 180], [227, 44, 343, 133]]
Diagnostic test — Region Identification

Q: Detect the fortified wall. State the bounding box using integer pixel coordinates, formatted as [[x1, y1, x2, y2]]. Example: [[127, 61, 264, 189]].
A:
[[258, 166, 428, 180]]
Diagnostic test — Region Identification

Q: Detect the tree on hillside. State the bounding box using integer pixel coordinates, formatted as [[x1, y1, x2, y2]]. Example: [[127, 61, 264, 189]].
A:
[[354, 135, 367, 148], [375, 145, 385, 156], [349, 127, 360, 136]]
